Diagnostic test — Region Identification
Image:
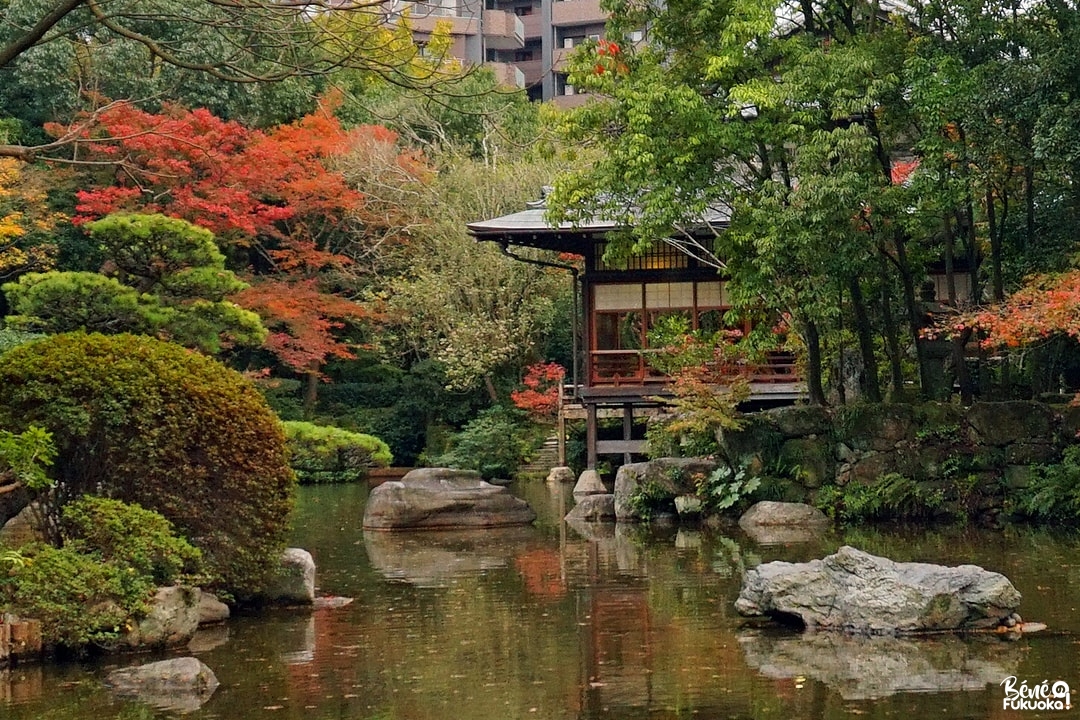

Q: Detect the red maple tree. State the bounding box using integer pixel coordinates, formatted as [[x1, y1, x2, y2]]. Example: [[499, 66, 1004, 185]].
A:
[[511, 362, 566, 418], [56, 98, 430, 389]]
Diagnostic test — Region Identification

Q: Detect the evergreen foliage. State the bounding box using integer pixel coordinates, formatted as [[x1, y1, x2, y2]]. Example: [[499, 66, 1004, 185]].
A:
[[0, 332, 296, 597], [283, 421, 392, 484]]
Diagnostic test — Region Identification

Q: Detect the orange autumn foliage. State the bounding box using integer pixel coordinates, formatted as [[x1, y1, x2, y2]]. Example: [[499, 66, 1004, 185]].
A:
[[952, 270, 1080, 350], [56, 98, 430, 374]]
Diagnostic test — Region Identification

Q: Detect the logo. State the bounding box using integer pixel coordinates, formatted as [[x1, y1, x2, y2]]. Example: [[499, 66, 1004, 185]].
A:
[[1001, 676, 1072, 711]]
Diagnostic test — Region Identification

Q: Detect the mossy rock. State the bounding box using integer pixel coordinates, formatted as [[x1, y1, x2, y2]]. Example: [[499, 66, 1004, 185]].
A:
[[720, 414, 782, 470], [966, 401, 1056, 446], [768, 405, 831, 439], [778, 438, 834, 489], [834, 404, 917, 452], [1004, 442, 1060, 466]]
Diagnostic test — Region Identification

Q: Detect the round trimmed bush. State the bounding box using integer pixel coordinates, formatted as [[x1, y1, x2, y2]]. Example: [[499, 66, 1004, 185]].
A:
[[283, 421, 392, 484], [0, 332, 296, 598]]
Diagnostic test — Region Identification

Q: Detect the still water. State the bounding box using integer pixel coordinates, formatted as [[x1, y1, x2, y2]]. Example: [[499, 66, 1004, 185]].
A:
[[4, 481, 1080, 719]]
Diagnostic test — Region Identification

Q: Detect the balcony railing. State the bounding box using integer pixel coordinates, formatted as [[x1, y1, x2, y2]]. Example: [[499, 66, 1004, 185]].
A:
[[588, 350, 799, 387]]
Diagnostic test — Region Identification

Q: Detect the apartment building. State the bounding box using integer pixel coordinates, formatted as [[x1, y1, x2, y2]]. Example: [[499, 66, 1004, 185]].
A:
[[393, 0, 612, 105]]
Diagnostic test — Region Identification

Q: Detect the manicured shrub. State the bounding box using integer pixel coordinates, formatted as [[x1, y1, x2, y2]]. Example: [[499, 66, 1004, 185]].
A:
[[0, 332, 296, 598], [283, 421, 392, 484], [0, 543, 135, 649], [433, 406, 535, 480], [0, 497, 204, 651], [61, 496, 203, 586]]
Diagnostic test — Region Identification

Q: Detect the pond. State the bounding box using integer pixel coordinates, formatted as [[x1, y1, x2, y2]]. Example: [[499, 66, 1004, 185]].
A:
[[4, 481, 1080, 719]]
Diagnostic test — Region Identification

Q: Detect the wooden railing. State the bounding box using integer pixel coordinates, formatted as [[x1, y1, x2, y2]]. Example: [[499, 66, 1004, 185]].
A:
[[588, 350, 799, 386]]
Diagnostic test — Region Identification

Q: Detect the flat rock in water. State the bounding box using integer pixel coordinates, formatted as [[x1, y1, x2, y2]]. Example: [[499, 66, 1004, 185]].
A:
[[565, 494, 615, 522], [739, 501, 831, 528], [362, 468, 536, 530], [739, 501, 832, 545], [313, 596, 354, 610], [736, 545, 1021, 634], [106, 657, 219, 713]]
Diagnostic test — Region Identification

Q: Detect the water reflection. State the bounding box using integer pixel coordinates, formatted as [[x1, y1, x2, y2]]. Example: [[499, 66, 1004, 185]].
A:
[[363, 526, 546, 588], [738, 630, 1024, 700], [2, 483, 1078, 720]]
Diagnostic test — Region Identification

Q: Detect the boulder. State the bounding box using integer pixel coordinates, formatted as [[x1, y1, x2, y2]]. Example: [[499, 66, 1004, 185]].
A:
[[967, 401, 1055, 446], [735, 545, 1021, 634], [572, 469, 607, 496], [106, 657, 219, 713], [565, 494, 615, 522], [363, 468, 536, 530], [546, 466, 576, 484], [739, 501, 830, 529], [738, 501, 831, 545], [769, 405, 831, 438], [197, 592, 230, 626], [121, 586, 201, 649], [613, 458, 717, 521], [263, 548, 316, 605], [674, 495, 704, 518], [778, 438, 834, 488], [0, 502, 45, 547]]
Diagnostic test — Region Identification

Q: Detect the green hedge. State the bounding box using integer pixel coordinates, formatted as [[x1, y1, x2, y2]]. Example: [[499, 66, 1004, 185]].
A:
[[0, 332, 295, 599], [284, 421, 392, 484]]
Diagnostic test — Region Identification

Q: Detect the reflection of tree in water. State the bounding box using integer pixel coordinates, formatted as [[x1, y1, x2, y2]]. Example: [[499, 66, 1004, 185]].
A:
[[711, 536, 761, 578]]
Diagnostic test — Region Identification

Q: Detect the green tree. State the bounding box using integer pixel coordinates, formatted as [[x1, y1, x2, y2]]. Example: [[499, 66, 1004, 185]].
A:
[[378, 150, 573, 397], [3, 213, 267, 353]]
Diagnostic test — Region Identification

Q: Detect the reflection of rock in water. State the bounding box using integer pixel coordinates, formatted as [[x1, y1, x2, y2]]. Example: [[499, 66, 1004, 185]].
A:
[[740, 524, 828, 546], [363, 527, 541, 588], [280, 615, 316, 665], [188, 625, 230, 654], [738, 630, 1023, 700]]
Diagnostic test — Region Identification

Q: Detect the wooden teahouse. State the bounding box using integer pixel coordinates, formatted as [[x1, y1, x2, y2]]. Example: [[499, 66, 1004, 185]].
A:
[[468, 197, 804, 470]]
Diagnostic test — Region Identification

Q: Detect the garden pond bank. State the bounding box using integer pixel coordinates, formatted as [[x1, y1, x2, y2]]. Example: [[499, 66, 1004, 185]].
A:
[[4, 481, 1080, 719]]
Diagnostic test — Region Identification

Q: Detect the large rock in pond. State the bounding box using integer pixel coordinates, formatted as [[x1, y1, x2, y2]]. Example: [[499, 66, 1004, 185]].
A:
[[735, 545, 1021, 634], [566, 494, 615, 522], [614, 458, 718, 522], [106, 657, 219, 713], [262, 548, 316, 605], [121, 586, 202, 649], [739, 501, 831, 545], [362, 468, 536, 530]]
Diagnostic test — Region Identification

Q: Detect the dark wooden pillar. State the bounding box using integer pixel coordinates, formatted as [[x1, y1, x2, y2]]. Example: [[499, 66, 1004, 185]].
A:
[[586, 404, 598, 470]]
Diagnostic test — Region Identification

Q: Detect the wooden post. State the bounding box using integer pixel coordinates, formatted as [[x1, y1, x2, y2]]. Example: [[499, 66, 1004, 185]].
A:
[[557, 382, 566, 467], [586, 404, 598, 470], [622, 404, 633, 465]]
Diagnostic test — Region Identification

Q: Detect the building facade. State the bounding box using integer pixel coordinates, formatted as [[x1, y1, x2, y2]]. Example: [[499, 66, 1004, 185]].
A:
[[393, 0, 611, 105]]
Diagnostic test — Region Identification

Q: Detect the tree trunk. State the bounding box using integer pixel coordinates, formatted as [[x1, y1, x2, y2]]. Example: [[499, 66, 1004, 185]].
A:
[[987, 184, 1004, 303], [848, 276, 881, 402], [303, 363, 320, 418], [804, 319, 827, 406], [483, 375, 499, 403], [943, 213, 956, 305], [893, 235, 930, 398], [879, 259, 904, 398]]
